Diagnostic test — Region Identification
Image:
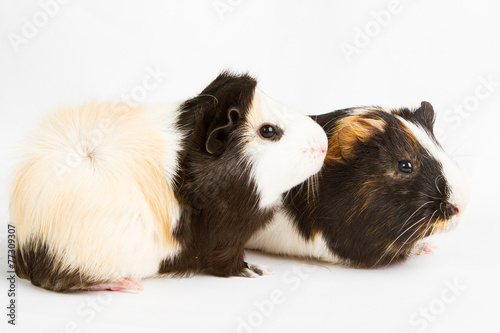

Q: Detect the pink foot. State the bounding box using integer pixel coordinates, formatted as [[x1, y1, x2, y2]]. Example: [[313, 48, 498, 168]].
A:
[[89, 277, 143, 293], [415, 243, 439, 256], [252, 264, 273, 276]]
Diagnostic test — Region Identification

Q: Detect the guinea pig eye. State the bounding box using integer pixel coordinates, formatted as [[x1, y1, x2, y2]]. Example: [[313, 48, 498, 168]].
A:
[[258, 124, 277, 139], [398, 160, 413, 174]]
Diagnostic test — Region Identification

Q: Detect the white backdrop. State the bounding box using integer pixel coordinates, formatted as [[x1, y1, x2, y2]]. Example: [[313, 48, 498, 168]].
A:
[[1, 1, 499, 332]]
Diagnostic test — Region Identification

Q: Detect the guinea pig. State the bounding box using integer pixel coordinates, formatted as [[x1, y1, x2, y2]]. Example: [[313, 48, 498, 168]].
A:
[[11, 71, 328, 292], [246, 102, 469, 268]]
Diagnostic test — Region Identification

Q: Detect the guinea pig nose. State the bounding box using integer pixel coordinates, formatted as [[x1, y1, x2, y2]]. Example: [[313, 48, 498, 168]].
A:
[[314, 140, 327, 152], [443, 202, 460, 217], [310, 144, 327, 157]]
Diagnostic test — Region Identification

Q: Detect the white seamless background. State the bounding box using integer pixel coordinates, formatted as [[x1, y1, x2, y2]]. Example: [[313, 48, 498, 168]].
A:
[[1, 1, 499, 333]]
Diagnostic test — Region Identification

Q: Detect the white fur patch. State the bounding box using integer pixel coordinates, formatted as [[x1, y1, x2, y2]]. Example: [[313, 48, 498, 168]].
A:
[[347, 107, 390, 116], [244, 90, 328, 208], [396, 117, 470, 216], [246, 209, 344, 263], [149, 102, 185, 234]]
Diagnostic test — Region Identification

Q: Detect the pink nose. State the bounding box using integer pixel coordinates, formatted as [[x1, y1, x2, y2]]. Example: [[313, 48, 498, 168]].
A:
[[311, 146, 327, 155], [451, 205, 460, 214]]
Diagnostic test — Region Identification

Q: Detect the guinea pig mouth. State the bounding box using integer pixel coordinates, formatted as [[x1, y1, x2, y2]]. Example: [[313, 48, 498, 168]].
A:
[[372, 202, 462, 268], [423, 202, 461, 236], [429, 216, 460, 234]]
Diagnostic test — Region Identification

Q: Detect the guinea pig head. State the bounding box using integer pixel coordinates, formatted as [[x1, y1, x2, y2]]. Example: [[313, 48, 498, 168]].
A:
[[323, 102, 469, 267], [178, 71, 328, 211], [241, 90, 328, 207]]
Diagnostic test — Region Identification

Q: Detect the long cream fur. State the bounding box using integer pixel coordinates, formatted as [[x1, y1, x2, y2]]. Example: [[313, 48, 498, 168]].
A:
[[10, 102, 183, 285]]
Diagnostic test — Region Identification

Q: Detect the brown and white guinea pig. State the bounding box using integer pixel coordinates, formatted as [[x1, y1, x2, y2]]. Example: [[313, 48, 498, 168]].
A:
[[247, 102, 469, 268], [11, 71, 328, 292]]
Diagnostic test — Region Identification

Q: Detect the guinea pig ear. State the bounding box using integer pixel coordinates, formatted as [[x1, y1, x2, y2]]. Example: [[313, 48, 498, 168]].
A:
[[415, 101, 436, 130], [205, 108, 241, 155], [334, 117, 385, 161]]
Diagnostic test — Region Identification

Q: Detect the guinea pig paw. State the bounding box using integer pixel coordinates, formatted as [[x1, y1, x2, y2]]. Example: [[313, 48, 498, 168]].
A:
[[246, 264, 273, 277], [238, 268, 261, 278], [89, 277, 143, 293], [415, 243, 439, 256]]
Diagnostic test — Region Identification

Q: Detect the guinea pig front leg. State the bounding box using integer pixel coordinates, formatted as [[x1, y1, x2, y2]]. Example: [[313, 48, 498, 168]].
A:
[[206, 245, 272, 278], [244, 264, 273, 278], [414, 242, 440, 255]]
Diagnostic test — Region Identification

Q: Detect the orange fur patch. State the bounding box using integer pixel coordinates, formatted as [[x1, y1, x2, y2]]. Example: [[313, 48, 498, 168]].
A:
[[432, 219, 451, 233], [134, 156, 178, 246], [326, 115, 386, 164]]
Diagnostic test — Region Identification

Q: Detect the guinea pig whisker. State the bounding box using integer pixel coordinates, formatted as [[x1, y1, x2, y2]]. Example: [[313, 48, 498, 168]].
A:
[[387, 217, 429, 266], [322, 117, 339, 134], [310, 174, 316, 203], [419, 221, 434, 245], [373, 215, 428, 267], [307, 178, 311, 204], [430, 210, 440, 236], [289, 182, 305, 209], [398, 201, 433, 233], [283, 189, 291, 203], [439, 202, 445, 214], [197, 94, 219, 105], [418, 192, 446, 201], [421, 209, 438, 240], [434, 175, 444, 195], [311, 173, 319, 203]]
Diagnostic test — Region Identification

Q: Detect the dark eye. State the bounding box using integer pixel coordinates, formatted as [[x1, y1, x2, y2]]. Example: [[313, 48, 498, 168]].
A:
[[398, 160, 413, 174], [259, 124, 277, 139]]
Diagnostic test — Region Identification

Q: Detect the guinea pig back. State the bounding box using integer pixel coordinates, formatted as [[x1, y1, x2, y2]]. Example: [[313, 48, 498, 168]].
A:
[[11, 101, 183, 291]]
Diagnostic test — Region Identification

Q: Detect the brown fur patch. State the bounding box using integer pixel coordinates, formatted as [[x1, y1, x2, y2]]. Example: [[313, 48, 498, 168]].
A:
[[160, 72, 277, 278]]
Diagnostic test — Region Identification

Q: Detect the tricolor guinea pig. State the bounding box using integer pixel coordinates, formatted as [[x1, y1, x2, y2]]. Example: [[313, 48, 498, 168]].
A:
[[247, 102, 469, 268], [11, 72, 328, 292]]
